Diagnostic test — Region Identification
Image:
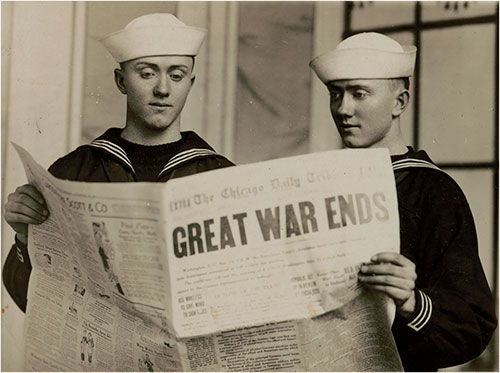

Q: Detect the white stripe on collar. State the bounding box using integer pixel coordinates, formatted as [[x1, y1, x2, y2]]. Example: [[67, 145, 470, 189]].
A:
[[158, 148, 218, 178], [89, 139, 135, 173], [392, 158, 442, 172], [88, 140, 220, 179]]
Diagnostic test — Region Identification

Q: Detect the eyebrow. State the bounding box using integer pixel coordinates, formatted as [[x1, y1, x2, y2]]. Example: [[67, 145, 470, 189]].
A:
[[169, 65, 190, 71], [327, 83, 372, 90], [133, 62, 157, 69], [133, 62, 190, 71]]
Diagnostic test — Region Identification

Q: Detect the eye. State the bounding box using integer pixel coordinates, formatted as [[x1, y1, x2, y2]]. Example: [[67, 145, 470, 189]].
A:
[[329, 90, 342, 100], [170, 71, 185, 82], [353, 90, 368, 99], [139, 69, 156, 79]]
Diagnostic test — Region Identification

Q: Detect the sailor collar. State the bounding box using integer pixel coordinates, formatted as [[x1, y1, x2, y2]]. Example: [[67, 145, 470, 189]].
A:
[[391, 148, 442, 173], [87, 128, 220, 179]]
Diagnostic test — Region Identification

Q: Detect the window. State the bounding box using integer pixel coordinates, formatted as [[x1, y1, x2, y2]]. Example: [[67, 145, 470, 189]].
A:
[[344, 2, 498, 370]]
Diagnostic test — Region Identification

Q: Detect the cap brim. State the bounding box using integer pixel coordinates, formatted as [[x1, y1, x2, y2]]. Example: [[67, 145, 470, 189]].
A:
[[100, 25, 207, 63], [310, 46, 416, 82]]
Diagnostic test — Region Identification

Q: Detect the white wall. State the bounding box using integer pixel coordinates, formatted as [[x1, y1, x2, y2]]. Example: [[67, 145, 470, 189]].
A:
[[1, 2, 85, 370]]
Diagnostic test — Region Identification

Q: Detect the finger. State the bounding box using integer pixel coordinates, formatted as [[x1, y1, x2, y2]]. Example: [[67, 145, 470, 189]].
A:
[[5, 199, 49, 222], [360, 263, 417, 281], [359, 273, 415, 290], [15, 184, 46, 204], [5, 200, 49, 220], [7, 186, 47, 216], [362, 283, 412, 303], [370, 252, 415, 268], [4, 210, 47, 227], [5, 193, 48, 216], [9, 186, 46, 207]]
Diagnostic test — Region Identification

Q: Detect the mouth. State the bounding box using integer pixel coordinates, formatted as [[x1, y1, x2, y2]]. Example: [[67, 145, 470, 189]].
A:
[[149, 103, 172, 108], [339, 123, 359, 129]]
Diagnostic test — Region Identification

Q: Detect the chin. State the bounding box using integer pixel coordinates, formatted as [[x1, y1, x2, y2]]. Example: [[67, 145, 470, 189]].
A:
[[144, 119, 175, 132], [342, 138, 366, 149]]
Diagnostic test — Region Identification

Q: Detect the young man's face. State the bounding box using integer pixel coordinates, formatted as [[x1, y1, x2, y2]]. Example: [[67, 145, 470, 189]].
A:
[[327, 79, 398, 149], [116, 55, 194, 134]]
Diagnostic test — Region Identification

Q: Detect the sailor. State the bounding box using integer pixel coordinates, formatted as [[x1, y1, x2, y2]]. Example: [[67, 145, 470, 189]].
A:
[[3, 13, 234, 312], [310, 32, 497, 371]]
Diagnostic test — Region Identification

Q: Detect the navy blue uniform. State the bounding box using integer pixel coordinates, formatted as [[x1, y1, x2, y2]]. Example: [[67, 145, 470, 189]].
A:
[[3, 128, 234, 312], [390, 148, 496, 371]]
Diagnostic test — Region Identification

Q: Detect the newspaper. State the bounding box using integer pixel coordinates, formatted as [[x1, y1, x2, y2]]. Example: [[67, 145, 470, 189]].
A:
[[13, 143, 403, 371]]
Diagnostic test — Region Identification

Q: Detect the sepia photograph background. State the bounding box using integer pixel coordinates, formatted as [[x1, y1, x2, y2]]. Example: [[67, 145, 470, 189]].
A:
[[1, 1, 498, 371]]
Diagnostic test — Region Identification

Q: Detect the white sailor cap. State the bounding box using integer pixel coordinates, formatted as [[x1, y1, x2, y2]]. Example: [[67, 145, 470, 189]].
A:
[[99, 13, 207, 63], [310, 32, 417, 83]]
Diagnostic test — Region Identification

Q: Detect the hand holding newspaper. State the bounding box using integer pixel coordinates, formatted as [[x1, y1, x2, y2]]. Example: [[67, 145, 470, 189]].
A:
[[13, 143, 403, 371]]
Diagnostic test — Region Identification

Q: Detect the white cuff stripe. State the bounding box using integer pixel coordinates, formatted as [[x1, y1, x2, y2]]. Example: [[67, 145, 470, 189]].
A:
[[416, 292, 433, 329], [411, 292, 429, 330], [408, 291, 426, 328], [408, 290, 433, 331], [16, 247, 25, 263]]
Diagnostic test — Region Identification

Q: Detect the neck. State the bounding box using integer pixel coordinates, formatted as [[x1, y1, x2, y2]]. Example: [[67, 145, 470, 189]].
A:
[[380, 134, 408, 156], [121, 120, 182, 146], [374, 120, 408, 156]]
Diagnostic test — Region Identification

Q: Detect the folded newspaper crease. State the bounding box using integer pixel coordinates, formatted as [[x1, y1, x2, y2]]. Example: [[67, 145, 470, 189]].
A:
[[13, 143, 403, 371]]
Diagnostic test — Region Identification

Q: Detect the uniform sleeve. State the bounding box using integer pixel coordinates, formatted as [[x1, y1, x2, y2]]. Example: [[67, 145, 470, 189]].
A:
[[2, 236, 32, 312], [393, 173, 497, 370]]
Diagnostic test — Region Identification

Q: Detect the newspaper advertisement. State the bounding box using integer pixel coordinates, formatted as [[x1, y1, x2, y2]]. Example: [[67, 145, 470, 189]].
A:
[[14, 143, 403, 371]]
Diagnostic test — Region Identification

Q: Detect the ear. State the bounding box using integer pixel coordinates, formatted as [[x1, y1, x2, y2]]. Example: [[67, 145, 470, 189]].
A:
[[114, 68, 127, 95], [392, 89, 410, 118]]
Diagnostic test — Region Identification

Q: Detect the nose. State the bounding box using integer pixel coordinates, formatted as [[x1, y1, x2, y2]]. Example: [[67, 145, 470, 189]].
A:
[[335, 93, 354, 117], [153, 73, 170, 97]]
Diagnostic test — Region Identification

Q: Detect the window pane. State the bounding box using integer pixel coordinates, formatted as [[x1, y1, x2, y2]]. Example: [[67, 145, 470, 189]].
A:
[[448, 169, 495, 289], [422, 1, 497, 22], [234, 2, 314, 164], [419, 25, 495, 163], [351, 2, 415, 31]]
